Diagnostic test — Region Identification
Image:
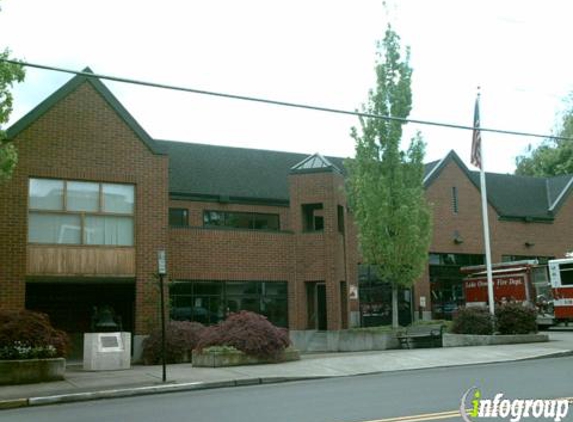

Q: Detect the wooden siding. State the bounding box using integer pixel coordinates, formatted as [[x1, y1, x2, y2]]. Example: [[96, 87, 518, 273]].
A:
[[27, 245, 135, 277]]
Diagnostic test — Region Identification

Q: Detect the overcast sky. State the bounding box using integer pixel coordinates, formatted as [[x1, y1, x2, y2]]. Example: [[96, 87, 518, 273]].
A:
[[1, 0, 571, 174]]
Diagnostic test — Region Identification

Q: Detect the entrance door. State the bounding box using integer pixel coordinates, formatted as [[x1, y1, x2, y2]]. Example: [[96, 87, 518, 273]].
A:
[[306, 282, 327, 330]]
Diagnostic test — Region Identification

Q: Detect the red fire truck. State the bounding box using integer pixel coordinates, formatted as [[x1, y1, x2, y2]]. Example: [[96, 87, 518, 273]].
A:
[[460, 258, 573, 326], [548, 258, 573, 321]]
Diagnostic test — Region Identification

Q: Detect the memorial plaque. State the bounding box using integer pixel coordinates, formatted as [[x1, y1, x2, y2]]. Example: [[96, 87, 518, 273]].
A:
[[100, 335, 119, 349]]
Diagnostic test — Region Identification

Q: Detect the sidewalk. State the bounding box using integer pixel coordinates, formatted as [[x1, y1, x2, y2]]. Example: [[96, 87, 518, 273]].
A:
[[1, 330, 572, 409]]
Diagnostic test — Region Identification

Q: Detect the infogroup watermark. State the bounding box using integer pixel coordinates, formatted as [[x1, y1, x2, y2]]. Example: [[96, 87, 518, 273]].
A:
[[460, 387, 570, 422]]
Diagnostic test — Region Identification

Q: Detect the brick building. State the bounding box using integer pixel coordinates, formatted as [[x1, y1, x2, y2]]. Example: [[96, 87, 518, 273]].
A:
[[1, 70, 572, 354]]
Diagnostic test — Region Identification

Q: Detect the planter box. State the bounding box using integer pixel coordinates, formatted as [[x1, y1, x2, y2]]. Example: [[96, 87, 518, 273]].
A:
[[443, 333, 549, 347], [192, 348, 300, 367], [0, 358, 65, 385]]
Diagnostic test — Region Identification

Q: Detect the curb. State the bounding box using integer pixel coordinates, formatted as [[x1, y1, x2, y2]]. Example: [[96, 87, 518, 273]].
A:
[[0, 398, 27, 410], [0, 376, 319, 409], [1, 350, 571, 410]]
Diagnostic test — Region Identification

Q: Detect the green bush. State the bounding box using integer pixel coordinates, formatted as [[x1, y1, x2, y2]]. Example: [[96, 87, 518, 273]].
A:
[[495, 302, 538, 334], [196, 311, 290, 360], [451, 306, 494, 335], [0, 309, 71, 359], [142, 321, 205, 365]]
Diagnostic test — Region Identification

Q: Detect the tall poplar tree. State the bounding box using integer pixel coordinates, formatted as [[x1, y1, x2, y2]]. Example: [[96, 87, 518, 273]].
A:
[[346, 25, 431, 328]]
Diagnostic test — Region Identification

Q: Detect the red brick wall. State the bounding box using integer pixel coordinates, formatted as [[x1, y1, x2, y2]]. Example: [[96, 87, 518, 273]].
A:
[[289, 171, 354, 330], [421, 159, 573, 311], [167, 179, 357, 331], [5, 78, 570, 334], [0, 81, 168, 334]]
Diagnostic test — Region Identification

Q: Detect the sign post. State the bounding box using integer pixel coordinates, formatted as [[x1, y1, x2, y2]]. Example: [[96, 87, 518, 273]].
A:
[[158, 250, 167, 382]]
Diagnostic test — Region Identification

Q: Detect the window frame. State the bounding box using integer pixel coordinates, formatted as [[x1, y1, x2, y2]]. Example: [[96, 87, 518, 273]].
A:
[[202, 210, 280, 232], [169, 208, 190, 227], [28, 178, 135, 246], [451, 186, 458, 214]]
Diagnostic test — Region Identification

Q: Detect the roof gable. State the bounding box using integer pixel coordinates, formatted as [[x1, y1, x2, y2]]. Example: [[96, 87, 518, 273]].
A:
[[7, 68, 163, 155], [423, 149, 573, 221], [290, 153, 342, 174]]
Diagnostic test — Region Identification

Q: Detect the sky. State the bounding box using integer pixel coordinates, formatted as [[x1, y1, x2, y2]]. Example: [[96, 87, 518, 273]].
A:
[[1, 0, 572, 174]]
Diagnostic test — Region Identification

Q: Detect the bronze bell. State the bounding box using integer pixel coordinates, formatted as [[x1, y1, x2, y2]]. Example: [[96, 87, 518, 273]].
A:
[[93, 306, 120, 332]]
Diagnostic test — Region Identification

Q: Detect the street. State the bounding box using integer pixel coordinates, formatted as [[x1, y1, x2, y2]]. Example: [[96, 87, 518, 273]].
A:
[[1, 356, 572, 422]]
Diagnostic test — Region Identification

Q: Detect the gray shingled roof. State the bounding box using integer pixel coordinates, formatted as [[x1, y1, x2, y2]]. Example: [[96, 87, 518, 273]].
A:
[[159, 142, 573, 220], [468, 172, 553, 220], [158, 140, 442, 204], [423, 150, 573, 221], [158, 140, 346, 203]]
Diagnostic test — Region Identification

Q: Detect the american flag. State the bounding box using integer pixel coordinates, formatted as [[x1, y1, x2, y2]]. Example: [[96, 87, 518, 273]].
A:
[[471, 96, 482, 169]]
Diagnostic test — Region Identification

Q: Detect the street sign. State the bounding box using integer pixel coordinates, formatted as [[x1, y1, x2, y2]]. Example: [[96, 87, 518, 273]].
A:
[[158, 250, 166, 275]]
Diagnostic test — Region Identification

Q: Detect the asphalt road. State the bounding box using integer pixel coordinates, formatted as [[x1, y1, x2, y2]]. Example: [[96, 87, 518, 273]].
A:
[[1, 356, 572, 422]]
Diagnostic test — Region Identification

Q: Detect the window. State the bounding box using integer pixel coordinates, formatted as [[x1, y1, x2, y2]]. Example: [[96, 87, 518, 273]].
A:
[[28, 178, 134, 246], [451, 187, 458, 214], [337, 205, 345, 234], [559, 263, 573, 286], [203, 210, 279, 231], [170, 280, 288, 327], [169, 208, 189, 227], [502, 255, 553, 265], [302, 203, 324, 232]]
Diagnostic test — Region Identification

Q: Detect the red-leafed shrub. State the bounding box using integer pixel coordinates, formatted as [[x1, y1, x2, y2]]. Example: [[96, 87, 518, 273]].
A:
[[495, 302, 538, 334], [142, 321, 205, 365], [451, 306, 495, 335], [0, 309, 71, 359], [196, 311, 290, 360]]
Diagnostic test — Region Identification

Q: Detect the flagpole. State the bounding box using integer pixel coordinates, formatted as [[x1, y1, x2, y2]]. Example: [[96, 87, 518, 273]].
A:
[[476, 92, 495, 315], [479, 152, 495, 316], [472, 88, 495, 317]]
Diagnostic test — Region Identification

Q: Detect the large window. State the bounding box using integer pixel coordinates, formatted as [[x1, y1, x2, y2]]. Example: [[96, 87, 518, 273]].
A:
[[358, 265, 412, 327], [28, 178, 135, 246], [170, 280, 288, 327], [428, 253, 484, 319], [203, 210, 279, 231]]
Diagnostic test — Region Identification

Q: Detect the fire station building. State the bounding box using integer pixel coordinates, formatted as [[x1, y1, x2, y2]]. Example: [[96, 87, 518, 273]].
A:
[[1, 70, 572, 353]]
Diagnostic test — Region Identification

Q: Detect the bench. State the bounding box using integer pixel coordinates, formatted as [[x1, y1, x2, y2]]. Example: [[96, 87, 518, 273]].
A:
[[396, 324, 445, 349]]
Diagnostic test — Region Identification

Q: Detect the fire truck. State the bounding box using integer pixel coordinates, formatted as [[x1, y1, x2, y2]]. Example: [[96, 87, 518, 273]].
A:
[[548, 258, 573, 322], [460, 258, 573, 327]]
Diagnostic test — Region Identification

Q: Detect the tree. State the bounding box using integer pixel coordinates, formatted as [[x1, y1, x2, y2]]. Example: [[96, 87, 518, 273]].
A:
[[515, 94, 573, 177], [346, 25, 432, 328], [0, 47, 26, 181]]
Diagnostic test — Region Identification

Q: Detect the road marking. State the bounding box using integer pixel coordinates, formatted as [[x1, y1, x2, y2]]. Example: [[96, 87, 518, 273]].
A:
[[353, 397, 573, 422], [355, 409, 466, 422]]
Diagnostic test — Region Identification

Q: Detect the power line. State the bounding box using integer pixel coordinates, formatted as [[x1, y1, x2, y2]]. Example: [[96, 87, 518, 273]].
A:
[[3, 59, 572, 141]]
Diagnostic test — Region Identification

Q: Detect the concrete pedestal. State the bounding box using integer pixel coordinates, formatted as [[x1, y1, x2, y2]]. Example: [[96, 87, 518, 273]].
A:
[[83, 332, 131, 371]]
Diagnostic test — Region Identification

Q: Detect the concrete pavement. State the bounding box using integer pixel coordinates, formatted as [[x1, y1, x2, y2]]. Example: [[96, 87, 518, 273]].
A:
[[1, 330, 572, 409]]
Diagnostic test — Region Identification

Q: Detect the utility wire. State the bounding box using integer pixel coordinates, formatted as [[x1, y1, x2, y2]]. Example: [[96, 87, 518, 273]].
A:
[[3, 59, 572, 141]]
